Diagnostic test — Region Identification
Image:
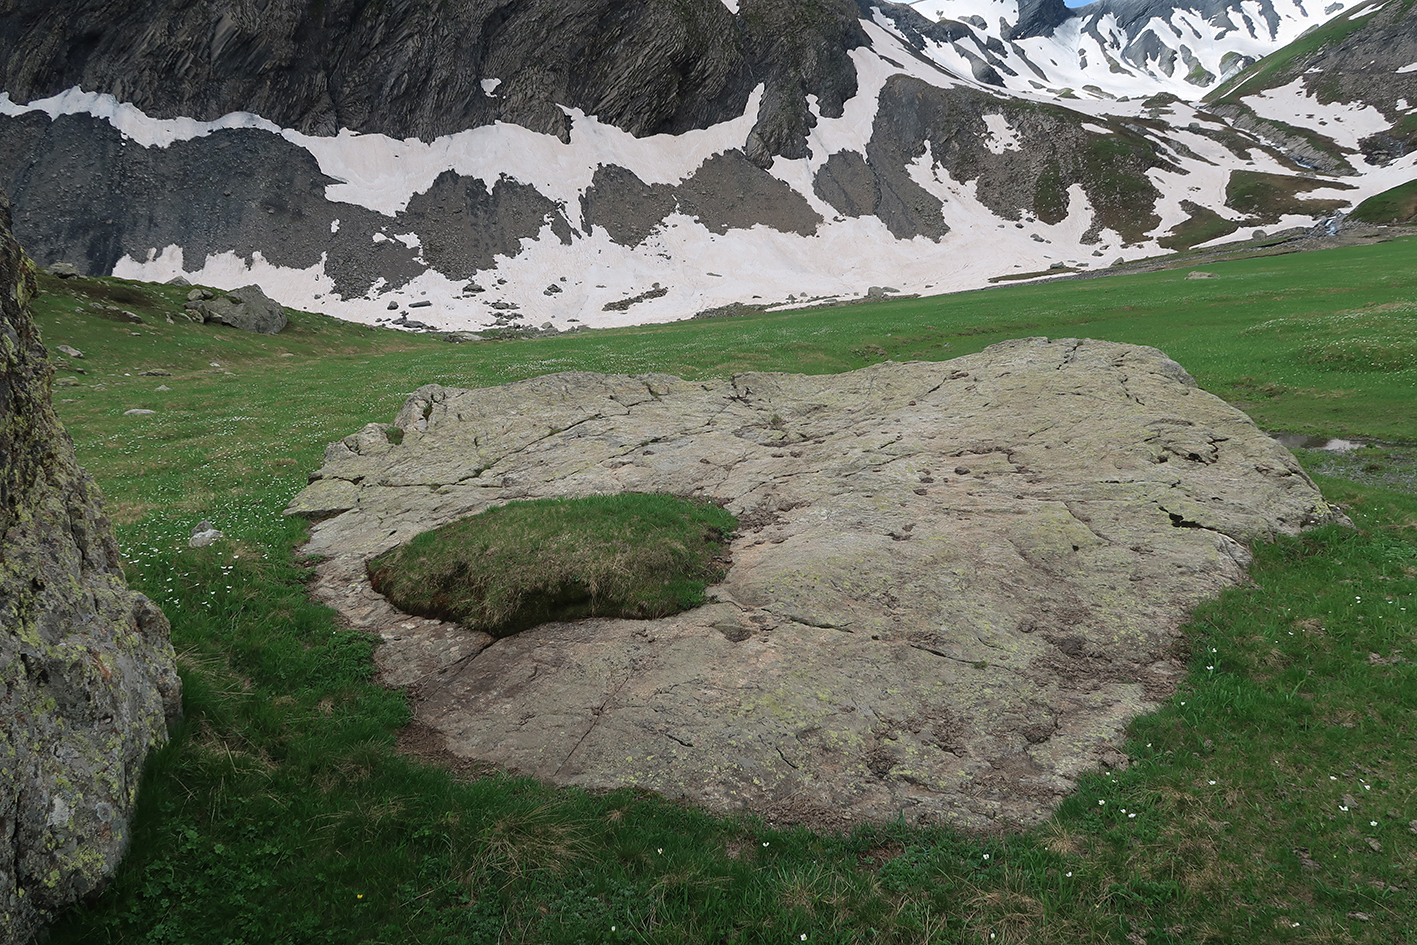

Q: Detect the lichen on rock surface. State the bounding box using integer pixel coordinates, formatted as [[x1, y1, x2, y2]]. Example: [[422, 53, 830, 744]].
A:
[[289, 339, 1343, 829], [0, 191, 181, 944]]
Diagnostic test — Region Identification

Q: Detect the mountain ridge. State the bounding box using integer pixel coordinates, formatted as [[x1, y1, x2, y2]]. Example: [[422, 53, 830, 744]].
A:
[[0, 0, 1412, 332]]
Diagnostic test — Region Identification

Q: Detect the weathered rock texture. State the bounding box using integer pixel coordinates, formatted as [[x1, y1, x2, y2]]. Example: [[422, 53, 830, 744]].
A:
[[288, 340, 1339, 828], [185, 284, 287, 335], [0, 194, 180, 944]]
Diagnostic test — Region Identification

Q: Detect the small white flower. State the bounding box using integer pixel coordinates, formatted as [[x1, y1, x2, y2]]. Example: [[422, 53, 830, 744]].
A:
[[1370, 820, 1378, 827], [1098, 799, 1105, 805], [762, 842, 769, 847], [1208, 780, 1217, 785], [657, 848, 662, 854], [1128, 813, 1136, 819], [1206, 665, 1214, 671], [801, 936, 808, 941], [1330, 776, 1338, 781], [1066, 871, 1073, 877], [1340, 805, 1349, 812]]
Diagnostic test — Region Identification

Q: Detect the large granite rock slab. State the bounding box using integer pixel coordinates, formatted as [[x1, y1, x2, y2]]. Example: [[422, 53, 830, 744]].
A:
[[1, 193, 181, 944], [288, 339, 1340, 828]]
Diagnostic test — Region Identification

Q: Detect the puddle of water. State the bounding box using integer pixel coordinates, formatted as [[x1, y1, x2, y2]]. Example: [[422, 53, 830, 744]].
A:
[[1269, 434, 1367, 453]]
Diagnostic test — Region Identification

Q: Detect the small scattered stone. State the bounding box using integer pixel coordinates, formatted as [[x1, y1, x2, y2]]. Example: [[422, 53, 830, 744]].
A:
[[56, 344, 83, 359], [155, 385, 171, 391], [186, 288, 214, 302], [189, 520, 224, 547], [138, 369, 172, 376], [47, 262, 80, 278], [165, 275, 191, 286], [1186, 271, 1217, 280], [123, 408, 156, 416], [443, 332, 482, 343]]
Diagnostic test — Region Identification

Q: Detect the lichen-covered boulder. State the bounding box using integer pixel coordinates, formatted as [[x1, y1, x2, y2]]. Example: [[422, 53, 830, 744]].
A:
[[0, 191, 181, 945]]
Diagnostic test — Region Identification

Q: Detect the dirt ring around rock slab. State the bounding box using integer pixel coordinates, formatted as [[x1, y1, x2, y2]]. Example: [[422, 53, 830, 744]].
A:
[[288, 338, 1345, 830]]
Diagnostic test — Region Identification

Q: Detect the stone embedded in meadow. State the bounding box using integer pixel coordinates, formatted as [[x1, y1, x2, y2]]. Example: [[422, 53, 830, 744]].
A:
[[289, 338, 1343, 829]]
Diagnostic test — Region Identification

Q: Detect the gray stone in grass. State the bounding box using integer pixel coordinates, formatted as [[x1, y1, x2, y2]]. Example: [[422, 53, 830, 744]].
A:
[[155, 385, 171, 391], [443, 332, 482, 343], [47, 261, 80, 278], [188, 521, 223, 547], [138, 369, 171, 376], [186, 284, 287, 335], [291, 339, 1345, 831], [186, 288, 213, 302], [165, 275, 191, 287], [56, 344, 83, 359], [1185, 271, 1217, 280], [122, 408, 156, 415]]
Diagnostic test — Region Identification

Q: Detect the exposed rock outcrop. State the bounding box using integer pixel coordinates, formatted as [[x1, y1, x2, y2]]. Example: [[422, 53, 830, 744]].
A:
[[288, 339, 1341, 829], [185, 283, 287, 334], [0, 193, 181, 944]]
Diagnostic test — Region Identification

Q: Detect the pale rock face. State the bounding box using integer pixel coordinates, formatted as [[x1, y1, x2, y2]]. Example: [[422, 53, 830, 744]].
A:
[[0, 192, 181, 945], [288, 339, 1341, 829]]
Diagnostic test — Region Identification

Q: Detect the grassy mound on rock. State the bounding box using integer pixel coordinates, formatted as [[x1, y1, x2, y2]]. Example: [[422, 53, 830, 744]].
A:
[[366, 493, 737, 637]]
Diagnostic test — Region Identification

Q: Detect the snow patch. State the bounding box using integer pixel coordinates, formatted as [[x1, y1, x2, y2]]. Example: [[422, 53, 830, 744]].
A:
[[1245, 77, 1393, 150], [481, 78, 502, 95], [982, 114, 1023, 153], [1398, 62, 1417, 74], [719, 0, 739, 12]]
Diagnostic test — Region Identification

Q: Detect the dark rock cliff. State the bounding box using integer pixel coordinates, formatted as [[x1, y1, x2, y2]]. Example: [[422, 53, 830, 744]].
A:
[[0, 190, 181, 945], [0, 0, 865, 163]]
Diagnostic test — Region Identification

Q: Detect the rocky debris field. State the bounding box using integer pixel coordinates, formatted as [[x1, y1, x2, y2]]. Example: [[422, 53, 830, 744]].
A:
[[288, 338, 1342, 828]]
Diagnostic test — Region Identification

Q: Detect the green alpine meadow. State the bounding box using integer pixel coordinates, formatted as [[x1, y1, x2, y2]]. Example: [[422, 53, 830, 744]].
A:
[[32, 233, 1417, 943]]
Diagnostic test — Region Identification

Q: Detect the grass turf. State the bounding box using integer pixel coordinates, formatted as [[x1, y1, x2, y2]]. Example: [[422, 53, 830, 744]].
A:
[[367, 494, 737, 637], [31, 231, 1417, 943]]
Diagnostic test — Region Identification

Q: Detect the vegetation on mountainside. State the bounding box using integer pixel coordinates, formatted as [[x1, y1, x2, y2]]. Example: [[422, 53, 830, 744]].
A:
[[30, 232, 1417, 944], [1225, 170, 1353, 224], [1350, 179, 1417, 225], [1157, 202, 1241, 251], [367, 494, 736, 637]]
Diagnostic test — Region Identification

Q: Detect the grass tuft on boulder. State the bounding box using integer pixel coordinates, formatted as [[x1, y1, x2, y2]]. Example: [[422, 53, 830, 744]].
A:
[[366, 493, 737, 637]]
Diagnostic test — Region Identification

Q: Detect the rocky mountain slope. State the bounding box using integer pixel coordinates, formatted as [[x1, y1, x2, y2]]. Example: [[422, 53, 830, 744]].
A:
[[0, 0, 1412, 332], [889, 0, 1366, 99], [0, 191, 181, 945]]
